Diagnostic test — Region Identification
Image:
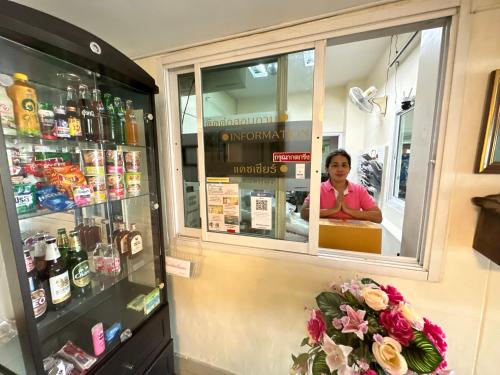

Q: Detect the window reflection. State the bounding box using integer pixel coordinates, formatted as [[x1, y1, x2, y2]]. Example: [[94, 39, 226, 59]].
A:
[[201, 51, 314, 242]]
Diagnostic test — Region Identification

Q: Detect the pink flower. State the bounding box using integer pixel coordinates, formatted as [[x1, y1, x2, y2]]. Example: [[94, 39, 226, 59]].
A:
[[307, 309, 326, 344], [340, 305, 368, 340], [362, 371, 377, 375], [379, 310, 414, 346], [381, 285, 405, 305], [423, 318, 447, 370]]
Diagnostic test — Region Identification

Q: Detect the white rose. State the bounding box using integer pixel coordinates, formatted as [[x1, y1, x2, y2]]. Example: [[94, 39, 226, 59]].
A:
[[398, 302, 424, 329], [372, 337, 408, 375], [362, 287, 389, 311]]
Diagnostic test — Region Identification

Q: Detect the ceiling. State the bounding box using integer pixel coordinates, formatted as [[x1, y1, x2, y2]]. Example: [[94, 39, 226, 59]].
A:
[[11, 0, 383, 59]]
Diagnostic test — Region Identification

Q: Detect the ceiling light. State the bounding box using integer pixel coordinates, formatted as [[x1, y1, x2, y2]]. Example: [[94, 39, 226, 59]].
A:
[[248, 64, 268, 78]]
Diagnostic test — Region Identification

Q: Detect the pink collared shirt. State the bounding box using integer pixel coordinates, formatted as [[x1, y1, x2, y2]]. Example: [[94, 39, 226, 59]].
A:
[[304, 180, 376, 219]]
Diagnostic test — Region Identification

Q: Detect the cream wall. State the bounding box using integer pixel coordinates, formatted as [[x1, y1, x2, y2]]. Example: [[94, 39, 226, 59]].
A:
[[135, 2, 500, 374]]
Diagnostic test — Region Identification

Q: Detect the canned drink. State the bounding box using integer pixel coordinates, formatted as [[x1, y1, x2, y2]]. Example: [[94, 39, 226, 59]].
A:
[[124, 172, 141, 196], [124, 151, 141, 172], [105, 149, 124, 174], [82, 149, 105, 175], [106, 174, 125, 200], [86, 175, 107, 203]]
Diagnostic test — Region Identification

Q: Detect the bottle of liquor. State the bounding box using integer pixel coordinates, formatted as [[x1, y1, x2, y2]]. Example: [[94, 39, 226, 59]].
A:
[[56, 228, 70, 266], [24, 246, 47, 322], [66, 85, 84, 140], [127, 223, 143, 257], [44, 238, 71, 310], [92, 89, 108, 142], [67, 230, 91, 297], [79, 84, 99, 142], [113, 97, 126, 145], [113, 221, 130, 256], [124, 100, 139, 145], [88, 218, 102, 252]]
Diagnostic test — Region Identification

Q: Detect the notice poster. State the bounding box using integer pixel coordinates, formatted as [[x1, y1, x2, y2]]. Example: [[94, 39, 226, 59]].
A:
[[207, 183, 240, 233], [250, 192, 273, 230]]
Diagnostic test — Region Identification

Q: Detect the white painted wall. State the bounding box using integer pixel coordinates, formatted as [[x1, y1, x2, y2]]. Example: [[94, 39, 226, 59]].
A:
[[324, 85, 346, 133], [136, 2, 500, 374]]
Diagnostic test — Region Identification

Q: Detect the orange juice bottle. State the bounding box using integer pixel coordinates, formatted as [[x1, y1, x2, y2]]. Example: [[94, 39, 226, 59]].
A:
[[7, 73, 41, 137], [124, 100, 139, 145]]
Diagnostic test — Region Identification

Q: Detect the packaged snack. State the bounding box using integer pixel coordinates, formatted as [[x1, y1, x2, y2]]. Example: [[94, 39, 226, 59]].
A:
[[105, 322, 122, 345], [34, 152, 72, 177], [72, 186, 93, 206], [36, 186, 76, 211], [43, 355, 74, 375], [47, 165, 87, 199], [124, 172, 141, 196], [105, 149, 124, 174], [106, 174, 125, 200], [57, 340, 96, 371], [124, 151, 140, 172], [87, 175, 107, 203], [126, 294, 145, 311], [7, 147, 23, 176], [82, 149, 105, 176], [14, 183, 36, 214]]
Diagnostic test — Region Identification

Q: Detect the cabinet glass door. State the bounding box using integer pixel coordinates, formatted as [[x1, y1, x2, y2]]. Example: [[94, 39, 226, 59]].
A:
[[0, 33, 164, 373]]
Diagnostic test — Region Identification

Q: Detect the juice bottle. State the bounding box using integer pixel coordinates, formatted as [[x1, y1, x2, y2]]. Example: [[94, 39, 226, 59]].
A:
[[7, 73, 41, 137], [125, 99, 139, 145]]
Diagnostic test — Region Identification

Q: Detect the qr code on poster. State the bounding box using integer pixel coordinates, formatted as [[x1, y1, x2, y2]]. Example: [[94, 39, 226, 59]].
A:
[[256, 199, 267, 211]]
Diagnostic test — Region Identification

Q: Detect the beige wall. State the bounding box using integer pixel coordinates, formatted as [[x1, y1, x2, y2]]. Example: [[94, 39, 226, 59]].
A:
[[135, 3, 500, 374]]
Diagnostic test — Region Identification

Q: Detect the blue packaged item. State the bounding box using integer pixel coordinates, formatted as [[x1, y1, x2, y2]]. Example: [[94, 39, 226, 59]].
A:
[[36, 185, 76, 211], [105, 322, 122, 344]]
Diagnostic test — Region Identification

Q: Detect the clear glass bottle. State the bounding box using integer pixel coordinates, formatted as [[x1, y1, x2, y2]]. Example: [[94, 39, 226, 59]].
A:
[[79, 84, 99, 142], [92, 89, 107, 142], [125, 99, 139, 145], [112, 97, 126, 145]]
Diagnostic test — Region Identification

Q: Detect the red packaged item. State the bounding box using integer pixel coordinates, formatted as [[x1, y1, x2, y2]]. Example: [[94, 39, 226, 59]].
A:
[[57, 340, 96, 371]]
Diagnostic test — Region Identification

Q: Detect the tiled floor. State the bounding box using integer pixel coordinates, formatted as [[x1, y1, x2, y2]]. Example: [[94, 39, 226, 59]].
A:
[[175, 356, 235, 375]]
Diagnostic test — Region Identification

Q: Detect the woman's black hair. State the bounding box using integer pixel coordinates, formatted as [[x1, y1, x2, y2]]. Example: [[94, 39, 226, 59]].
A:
[[325, 149, 351, 169]]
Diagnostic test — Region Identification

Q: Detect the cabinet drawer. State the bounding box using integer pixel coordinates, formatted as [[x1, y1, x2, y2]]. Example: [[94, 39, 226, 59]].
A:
[[94, 304, 171, 375], [144, 340, 174, 375]]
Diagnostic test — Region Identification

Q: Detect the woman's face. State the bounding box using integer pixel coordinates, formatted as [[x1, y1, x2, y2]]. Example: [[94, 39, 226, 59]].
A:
[[327, 155, 351, 183]]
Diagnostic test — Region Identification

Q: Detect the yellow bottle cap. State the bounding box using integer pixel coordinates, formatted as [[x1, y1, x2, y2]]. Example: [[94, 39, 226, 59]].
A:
[[13, 73, 28, 81]]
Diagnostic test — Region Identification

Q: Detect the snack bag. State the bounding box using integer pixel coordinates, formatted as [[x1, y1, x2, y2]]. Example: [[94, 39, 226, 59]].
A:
[[14, 183, 36, 214], [57, 341, 96, 371]]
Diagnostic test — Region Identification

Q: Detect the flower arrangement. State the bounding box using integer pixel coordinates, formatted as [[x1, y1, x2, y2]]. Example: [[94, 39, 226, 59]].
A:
[[291, 278, 449, 375]]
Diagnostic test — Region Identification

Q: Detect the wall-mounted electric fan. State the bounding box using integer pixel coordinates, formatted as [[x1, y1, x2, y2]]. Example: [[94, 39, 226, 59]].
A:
[[349, 86, 387, 115]]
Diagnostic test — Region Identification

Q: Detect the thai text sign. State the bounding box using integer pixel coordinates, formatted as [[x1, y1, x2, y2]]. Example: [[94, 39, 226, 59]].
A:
[[272, 152, 311, 163]]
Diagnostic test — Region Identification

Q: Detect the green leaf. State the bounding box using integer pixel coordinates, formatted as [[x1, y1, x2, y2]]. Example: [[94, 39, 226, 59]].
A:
[[301, 337, 310, 347], [343, 291, 362, 308], [402, 330, 443, 374], [312, 350, 330, 375], [361, 278, 380, 286], [373, 363, 386, 375], [316, 291, 346, 319]]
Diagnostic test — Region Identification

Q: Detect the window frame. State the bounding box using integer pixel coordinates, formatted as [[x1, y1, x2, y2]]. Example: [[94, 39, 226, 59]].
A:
[[158, 0, 461, 281]]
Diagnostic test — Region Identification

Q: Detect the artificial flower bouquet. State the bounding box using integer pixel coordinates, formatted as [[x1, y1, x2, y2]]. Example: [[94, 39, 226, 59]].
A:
[[291, 278, 449, 375]]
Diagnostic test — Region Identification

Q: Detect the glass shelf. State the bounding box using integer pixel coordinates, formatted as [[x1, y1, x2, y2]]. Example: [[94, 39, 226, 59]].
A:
[[37, 254, 156, 343], [18, 192, 151, 220], [4, 134, 147, 150]]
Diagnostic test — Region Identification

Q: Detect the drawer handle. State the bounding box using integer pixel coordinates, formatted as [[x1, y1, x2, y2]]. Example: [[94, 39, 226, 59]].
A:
[[123, 362, 135, 371]]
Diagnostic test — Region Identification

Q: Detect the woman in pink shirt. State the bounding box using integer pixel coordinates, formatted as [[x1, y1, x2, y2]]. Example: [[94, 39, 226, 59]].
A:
[[300, 149, 382, 223]]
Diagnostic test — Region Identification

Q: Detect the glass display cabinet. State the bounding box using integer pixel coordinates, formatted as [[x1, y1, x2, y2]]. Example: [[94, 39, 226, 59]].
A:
[[0, 2, 172, 374]]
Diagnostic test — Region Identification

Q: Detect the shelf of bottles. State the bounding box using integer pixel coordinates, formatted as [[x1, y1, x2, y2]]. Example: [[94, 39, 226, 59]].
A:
[[0, 34, 163, 369]]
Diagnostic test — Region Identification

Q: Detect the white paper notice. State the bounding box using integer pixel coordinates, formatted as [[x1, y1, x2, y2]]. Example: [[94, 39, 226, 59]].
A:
[[207, 183, 240, 233], [296, 163, 305, 179], [251, 192, 273, 230]]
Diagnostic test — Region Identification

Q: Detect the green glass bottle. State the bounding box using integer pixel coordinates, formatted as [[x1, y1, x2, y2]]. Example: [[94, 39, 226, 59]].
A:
[[67, 230, 91, 298], [111, 95, 126, 144], [56, 228, 69, 266]]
